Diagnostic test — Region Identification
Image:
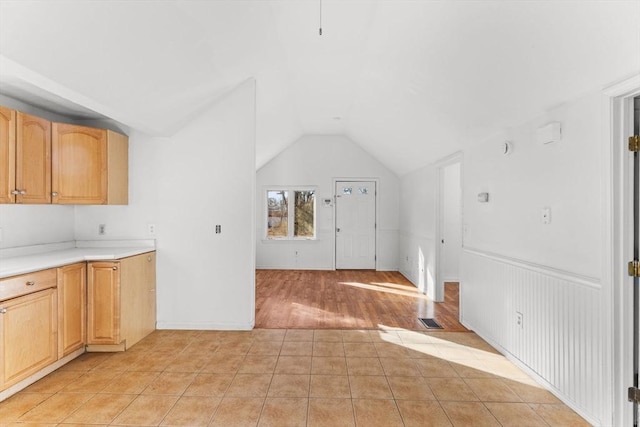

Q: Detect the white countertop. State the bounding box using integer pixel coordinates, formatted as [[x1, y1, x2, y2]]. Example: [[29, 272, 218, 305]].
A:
[[0, 240, 156, 279]]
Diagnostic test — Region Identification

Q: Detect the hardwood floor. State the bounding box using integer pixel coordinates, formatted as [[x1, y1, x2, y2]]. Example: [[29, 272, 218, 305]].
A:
[[255, 270, 468, 331]]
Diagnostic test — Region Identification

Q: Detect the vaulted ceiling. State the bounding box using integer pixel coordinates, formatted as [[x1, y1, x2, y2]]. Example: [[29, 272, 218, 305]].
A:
[[1, 1, 638, 175]]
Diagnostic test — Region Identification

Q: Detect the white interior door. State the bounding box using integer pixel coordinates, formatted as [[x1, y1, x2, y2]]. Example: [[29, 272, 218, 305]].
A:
[[335, 181, 376, 269]]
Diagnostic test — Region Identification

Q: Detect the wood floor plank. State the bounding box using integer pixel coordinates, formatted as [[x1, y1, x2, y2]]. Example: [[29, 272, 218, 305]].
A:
[[255, 270, 468, 331]]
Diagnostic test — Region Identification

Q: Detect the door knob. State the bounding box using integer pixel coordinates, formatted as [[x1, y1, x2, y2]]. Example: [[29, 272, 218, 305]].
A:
[[336, 228, 340, 232]]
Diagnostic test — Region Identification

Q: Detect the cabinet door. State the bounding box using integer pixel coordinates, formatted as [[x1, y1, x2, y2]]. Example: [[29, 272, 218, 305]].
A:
[[143, 252, 157, 337], [0, 107, 16, 204], [52, 123, 107, 205], [87, 262, 120, 345], [57, 263, 86, 357], [119, 253, 156, 348], [16, 112, 51, 204], [0, 288, 58, 390]]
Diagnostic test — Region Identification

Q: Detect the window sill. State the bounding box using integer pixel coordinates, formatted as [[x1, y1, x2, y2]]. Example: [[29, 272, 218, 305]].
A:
[[261, 238, 318, 243]]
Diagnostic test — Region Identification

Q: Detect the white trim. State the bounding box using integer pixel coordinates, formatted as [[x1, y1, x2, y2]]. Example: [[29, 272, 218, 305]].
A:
[[255, 266, 329, 270], [434, 151, 463, 302], [463, 247, 601, 289], [608, 75, 640, 427], [262, 186, 318, 241], [0, 347, 84, 402], [332, 177, 380, 270], [157, 321, 254, 330], [461, 317, 600, 427]]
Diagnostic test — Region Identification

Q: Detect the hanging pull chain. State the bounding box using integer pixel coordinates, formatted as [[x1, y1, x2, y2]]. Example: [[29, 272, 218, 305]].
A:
[[319, 0, 323, 35]]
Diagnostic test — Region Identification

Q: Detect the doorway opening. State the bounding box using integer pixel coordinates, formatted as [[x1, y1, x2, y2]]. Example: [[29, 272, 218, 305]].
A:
[[610, 78, 640, 427], [434, 153, 463, 303]]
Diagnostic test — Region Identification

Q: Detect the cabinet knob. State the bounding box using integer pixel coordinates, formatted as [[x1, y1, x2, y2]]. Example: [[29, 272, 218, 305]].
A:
[[51, 192, 59, 197], [112, 266, 118, 270], [19, 190, 26, 195], [11, 190, 20, 195], [147, 256, 152, 262], [26, 281, 35, 286], [0, 308, 6, 314]]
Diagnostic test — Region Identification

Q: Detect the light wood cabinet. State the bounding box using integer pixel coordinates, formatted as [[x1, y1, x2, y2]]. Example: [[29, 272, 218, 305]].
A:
[[0, 107, 16, 204], [87, 261, 121, 345], [16, 112, 52, 204], [0, 109, 52, 204], [87, 252, 156, 351], [52, 123, 128, 205], [57, 263, 86, 357], [0, 288, 58, 390]]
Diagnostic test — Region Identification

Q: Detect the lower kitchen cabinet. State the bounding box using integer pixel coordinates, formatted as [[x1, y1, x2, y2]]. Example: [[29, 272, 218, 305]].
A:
[[57, 263, 86, 357], [0, 288, 58, 390], [87, 251, 156, 351]]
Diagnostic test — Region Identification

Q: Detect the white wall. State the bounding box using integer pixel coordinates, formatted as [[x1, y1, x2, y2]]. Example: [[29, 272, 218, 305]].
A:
[[256, 135, 399, 271], [442, 162, 461, 282], [74, 80, 256, 330], [461, 90, 610, 425], [398, 165, 437, 298], [0, 204, 74, 248], [0, 94, 81, 249]]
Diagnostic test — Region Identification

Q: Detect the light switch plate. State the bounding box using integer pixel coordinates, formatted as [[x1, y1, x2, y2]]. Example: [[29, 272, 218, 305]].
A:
[[541, 207, 551, 224]]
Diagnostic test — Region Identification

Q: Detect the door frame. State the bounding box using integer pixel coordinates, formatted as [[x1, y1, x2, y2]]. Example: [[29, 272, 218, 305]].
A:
[[434, 151, 463, 303], [332, 177, 379, 271], [606, 75, 640, 427]]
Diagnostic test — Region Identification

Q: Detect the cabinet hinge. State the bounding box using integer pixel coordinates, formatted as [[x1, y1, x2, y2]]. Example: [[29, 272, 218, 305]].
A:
[[630, 261, 640, 278], [629, 386, 640, 403], [630, 135, 640, 152]]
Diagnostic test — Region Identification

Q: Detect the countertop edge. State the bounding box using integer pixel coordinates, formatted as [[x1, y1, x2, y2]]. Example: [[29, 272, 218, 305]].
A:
[[0, 247, 156, 279]]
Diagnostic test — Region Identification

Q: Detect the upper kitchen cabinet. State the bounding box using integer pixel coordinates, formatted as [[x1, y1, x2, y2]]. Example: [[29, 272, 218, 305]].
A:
[[0, 107, 16, 204], [52, 123, 128, 205], [16, 113, 52, 204], [0, 109, 51, 204]]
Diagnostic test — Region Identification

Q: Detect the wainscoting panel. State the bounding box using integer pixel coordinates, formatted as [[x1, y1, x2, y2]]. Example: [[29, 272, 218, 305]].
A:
[[461, 248, 608, 425]]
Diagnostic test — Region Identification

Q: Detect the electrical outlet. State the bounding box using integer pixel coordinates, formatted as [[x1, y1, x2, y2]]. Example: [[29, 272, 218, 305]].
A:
[[98, 224, 106, 235], [516, 311, 523, 329], [148, 224, 156, 235]]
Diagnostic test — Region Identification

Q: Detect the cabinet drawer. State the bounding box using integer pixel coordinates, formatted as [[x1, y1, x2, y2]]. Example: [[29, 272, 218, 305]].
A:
[[0, 269, 57, 302]]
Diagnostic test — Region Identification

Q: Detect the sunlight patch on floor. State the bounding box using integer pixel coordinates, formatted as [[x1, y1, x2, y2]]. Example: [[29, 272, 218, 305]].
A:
[[373, 326, 540, 387], [338, 281, 430, 299]]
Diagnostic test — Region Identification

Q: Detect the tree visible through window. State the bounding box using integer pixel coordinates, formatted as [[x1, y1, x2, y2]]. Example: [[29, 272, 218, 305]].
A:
[[267, 190, 288, 238], [267, 189, 315, 239]]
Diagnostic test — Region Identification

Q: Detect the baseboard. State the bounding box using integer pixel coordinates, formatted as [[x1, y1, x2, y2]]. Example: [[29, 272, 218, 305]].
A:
[[0, 347, 85, 402], [463, 318, 600, 427], [156, 321, 254, 330]]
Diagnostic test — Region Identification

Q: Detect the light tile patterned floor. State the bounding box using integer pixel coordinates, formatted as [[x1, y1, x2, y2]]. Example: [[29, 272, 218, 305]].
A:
[[0, 329, 591, 426]]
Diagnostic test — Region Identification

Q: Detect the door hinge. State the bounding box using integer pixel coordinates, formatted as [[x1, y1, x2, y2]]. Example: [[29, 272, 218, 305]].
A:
[[630, 135, 640, 152], [630, 260, 640, 278], [629, 386, 640, 403]]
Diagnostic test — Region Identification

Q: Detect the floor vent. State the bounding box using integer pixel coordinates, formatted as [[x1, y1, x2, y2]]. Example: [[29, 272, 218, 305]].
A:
[[419, 318, 443, 329]]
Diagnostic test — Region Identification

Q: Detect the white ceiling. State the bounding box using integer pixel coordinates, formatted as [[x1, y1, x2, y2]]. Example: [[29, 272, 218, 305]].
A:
[[0, 0, 638, 175]]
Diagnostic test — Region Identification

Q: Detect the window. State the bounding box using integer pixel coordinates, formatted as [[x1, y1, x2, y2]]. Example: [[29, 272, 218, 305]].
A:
[[266, 189, 316, 239]]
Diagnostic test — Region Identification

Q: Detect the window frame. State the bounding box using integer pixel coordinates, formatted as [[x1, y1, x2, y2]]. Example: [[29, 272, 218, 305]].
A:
[[264, 186, 317, 241]]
